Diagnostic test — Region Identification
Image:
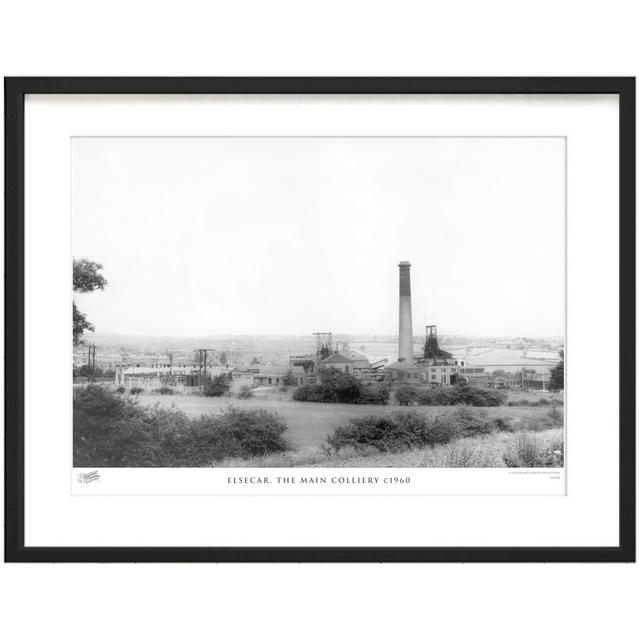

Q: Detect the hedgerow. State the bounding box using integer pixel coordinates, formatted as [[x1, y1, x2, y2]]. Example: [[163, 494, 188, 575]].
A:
[[358, 384, 390, 405], [394, 384, 418, 405], [73, 385, 290, 467], [415, 385, 506, 407], [327, 408, 481, 453], [326, 406, 559, 454], [292, 368, 389, 404]]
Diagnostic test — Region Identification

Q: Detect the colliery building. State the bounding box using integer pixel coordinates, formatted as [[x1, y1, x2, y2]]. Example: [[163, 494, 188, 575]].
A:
[[384, 262, 464, 385], [288, 332, 388, 384], [288, 262, 466, 386], [111, 261, 488, 393], [252, 366, 308, 387], [114, 362, 244, 393]]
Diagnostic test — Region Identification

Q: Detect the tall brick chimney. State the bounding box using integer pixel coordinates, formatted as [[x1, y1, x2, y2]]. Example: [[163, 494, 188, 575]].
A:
[[398, 261, 414, 363]]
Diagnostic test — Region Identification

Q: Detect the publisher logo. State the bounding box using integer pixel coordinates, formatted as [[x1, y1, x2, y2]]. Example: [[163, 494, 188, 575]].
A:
[[78, 470, 101, 484]]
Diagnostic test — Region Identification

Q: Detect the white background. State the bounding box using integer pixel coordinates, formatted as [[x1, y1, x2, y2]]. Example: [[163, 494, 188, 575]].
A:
[[1, 1, 638, 639]]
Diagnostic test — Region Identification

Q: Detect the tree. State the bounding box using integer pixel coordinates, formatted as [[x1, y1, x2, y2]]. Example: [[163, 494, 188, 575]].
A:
[[318, 367, 363, 403], [395, 384, 418, 406], [204, 374, 231, 397], [73, 258, 107, 345], [75, 364, 105, 379], [549, 350, 564, 391], [219, 352, 228, 365], [281, 370, 298, 387], [73, 304, 94, 346], [359, 384, 390, 405]]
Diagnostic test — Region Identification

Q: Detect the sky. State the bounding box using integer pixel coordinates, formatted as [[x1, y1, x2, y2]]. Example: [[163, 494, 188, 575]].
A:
[[72, 137, 565, 337]]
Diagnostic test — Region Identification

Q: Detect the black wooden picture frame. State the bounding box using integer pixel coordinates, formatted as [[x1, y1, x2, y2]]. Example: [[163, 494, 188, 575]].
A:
[[4, 77, 635, 562]]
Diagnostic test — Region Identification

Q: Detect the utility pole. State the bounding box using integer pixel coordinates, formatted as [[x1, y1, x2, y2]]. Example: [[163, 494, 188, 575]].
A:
[[203, 350, 207, 393], [193, 348, 216, 394], [165, 350, 174, 376], [87, 343, 96, 381]]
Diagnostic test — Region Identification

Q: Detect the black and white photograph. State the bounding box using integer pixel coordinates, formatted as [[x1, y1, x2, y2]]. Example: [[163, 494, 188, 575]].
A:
[[6, 75, 632, 564], [72, 136, 566, 472]]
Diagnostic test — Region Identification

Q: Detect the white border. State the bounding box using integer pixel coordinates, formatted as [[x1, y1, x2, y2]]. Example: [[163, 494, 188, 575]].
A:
[[24, 94, 618, 547]]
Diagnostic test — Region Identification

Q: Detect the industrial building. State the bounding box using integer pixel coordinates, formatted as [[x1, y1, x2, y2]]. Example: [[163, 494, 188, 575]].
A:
[[252, 366, 308, 387], [287, 262, 466, 387], [384, 262, 464, 385], [114, 362, 243, 393], [106, 260, 557, 394], [289, 332, 389, 384]]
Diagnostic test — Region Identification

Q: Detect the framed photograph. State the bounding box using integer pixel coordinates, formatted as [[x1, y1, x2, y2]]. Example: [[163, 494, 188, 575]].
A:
[[4, 77, 635, 562]]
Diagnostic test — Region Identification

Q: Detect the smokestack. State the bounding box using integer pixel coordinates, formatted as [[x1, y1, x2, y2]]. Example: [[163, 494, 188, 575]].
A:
[[398, 261, 414, 363]]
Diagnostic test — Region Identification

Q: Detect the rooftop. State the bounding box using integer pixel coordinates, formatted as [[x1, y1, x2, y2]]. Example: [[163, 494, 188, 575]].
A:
[[320, 353, 354, 364], [386, 359, 423, 370], [255, 366, 307, 376]]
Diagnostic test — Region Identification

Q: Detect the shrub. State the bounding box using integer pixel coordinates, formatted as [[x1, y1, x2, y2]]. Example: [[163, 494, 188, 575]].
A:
[[359, 384, 390, 405], [493, 416, 521, 432], [318, 368, 363, 403], [416, 387, 455, 406], [549, 350, 564, 391], [294, 373, 507, 407], [293, 383, 334, 402], [328, 415, 405, 452], [395, 384, 418, 406], [415, 384, 505, 407], [507, 396, 563, 407], [75, 384, 132, 419], [416, 412, 462, 446], [75, 364, 107, 379], [236, 385, 254, 399], [281, 370, 298, 387], [548, 438, 564, 467], [116, 386, 126, 394], [327, 409, 471, 453], [547, 405, 564, 425], [129, 387, 144, 395], [173, 407, 290, 465], [293, 384, 316, 401], [456, 385, 506, 406], [74, 384, 165, 466], [158, 386, 174, 395], [204, 374, 231, 397], [446, 445, 480, 468], [73, 386, 291, 467], [503, 432, 564, 468], [293, 368, 363, 404], [452, 406, 494, 437]]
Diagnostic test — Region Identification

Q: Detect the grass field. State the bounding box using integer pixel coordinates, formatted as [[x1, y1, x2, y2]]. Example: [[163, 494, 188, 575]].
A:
[[75, 386, 563, 468], [139, 393, 561, 450]]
